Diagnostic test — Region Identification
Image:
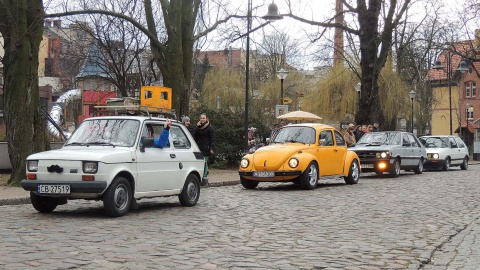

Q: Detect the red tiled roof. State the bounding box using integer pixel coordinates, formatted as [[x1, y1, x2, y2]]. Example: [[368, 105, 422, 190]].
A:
[[426, 41, 474, 81], [454, 121, 475, 133]]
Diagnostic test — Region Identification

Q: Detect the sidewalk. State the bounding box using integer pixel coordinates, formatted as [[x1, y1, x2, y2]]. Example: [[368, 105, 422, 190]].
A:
[[0, 169, 240, 206]]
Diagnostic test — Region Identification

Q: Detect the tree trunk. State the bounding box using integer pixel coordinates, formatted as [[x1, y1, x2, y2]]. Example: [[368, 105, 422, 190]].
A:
[[0, 1, 48, 185]]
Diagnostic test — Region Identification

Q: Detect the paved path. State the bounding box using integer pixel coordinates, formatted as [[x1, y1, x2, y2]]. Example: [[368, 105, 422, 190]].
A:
[[2, 166, 480, 269]]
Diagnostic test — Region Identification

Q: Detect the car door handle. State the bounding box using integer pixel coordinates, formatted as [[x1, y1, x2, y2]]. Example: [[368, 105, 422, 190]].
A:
[[170, 154, 176, 158]]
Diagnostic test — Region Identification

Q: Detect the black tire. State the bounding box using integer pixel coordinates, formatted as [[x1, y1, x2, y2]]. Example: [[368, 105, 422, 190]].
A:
[[103, 176, 132, 217], [30, 192, 59, 213], [344, 160, 360, 184], [299, 162, 318, 190], [389, 158, 400, 178], [414, 158, 423, 174], [241, 176, 259, 189], [460, 157, 469, 170], [179, 174, 200, 206], [442, 157, 451, 171]]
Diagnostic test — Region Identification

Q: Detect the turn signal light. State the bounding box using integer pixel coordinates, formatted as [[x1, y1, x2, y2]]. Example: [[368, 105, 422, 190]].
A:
[[82, 175, 95, 181], [26, 173, 37, 180]]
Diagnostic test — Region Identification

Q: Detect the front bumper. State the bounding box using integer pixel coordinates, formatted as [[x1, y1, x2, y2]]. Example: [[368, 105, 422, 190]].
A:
[[424, 159, 446, 169], [358, 158, 392, 172], [21, 180, 107, 197], [239, 170, 302, 181]]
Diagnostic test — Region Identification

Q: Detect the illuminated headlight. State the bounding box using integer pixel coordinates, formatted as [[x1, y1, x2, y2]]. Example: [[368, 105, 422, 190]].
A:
[[376, 151, 390, 158], [240, 158, 249, 168], [27, 160, 38, 172], [83, 161, 98, 173], [433, 153, 439, 159], [288, 158, 299, 168]]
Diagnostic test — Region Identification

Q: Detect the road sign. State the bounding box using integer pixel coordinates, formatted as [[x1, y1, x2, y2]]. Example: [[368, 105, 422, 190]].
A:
[[282, 98, 292, 105]]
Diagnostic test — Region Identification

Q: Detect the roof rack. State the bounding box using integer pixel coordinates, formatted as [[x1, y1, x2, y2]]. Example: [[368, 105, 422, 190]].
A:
[[93, 105, 176, 119]]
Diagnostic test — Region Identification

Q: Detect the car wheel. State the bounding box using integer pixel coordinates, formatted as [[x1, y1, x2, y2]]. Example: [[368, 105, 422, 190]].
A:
[[414, 158, 423, 174], [460, 157, 469, 170], [103, 176, 132, 217], [389, 158, 400, 178], [442, 157, 451, 171], [179, 174, 200, 207], [240, 176, 259, 189], [30, 192, 59, 213], [299, 162, 318, 190], [344, 160, 360, 184]]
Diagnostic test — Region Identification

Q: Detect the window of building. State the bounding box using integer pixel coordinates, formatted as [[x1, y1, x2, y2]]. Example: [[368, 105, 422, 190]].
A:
[[465, 81, 476, 98], [467, 106, 474, 120]]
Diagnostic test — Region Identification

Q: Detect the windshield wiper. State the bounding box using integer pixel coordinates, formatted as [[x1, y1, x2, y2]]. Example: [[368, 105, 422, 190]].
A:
[[287, 139, 305, 144], [86, 142, 116, 147], [65, 142, 87, 146]]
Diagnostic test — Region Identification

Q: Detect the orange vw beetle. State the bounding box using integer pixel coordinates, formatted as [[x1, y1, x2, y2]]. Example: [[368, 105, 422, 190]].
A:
[[239, 123, 361, 189]]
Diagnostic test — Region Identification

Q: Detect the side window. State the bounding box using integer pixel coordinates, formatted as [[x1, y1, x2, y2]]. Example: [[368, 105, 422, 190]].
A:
[[392, 133, 401, 145], [170, 125, 191, 149], [407, 134, 419, 147], [334, 130, 346, 146], [319, 130, 334, 146], [449, 138, 458, 148], [402, 133, 410, 146], [455, 137, 466, 148]]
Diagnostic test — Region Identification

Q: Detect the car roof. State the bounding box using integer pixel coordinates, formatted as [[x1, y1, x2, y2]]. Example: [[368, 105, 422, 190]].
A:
[[82, 115, 180, 123], [282, 123, 335, 129]]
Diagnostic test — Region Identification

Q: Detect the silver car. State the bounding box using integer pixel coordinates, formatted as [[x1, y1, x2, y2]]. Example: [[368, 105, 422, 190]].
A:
[[418, 135, 469, 171], [349, 131, 427, 178]]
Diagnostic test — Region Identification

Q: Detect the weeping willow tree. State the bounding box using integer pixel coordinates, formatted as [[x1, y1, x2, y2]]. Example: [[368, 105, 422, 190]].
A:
[[303, 63, 410, 130], [201, 68, 245, 113]]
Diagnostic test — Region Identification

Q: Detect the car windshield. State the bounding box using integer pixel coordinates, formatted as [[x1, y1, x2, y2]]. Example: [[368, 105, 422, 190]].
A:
[[65, 119, 140, 147], [272, 126, 316, 144], [419, 137, 449, 148], [356, 132, 401, 146]]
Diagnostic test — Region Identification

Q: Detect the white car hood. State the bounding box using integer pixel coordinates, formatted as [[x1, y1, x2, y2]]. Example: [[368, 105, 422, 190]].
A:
[[27, 146, 134, 163]]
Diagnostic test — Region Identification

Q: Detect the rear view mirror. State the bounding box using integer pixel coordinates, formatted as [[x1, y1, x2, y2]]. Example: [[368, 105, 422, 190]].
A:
[[140, 137, 154, 152]]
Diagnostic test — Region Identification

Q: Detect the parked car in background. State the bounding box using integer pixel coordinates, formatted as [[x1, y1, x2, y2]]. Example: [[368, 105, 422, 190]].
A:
[[238, 123, 361, 190], [21, 115, 205, 217], [418, 135, 469, 171], [349, 131, 426, 178]]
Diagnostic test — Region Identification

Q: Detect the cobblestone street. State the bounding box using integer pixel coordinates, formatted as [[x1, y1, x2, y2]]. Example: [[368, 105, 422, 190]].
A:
[[1, 166, 480, 269]]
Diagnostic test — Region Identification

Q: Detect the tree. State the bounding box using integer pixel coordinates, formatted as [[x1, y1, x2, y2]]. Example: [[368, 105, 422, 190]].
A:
[[287, 0, 412, 126], [0, 1, 49, 185]]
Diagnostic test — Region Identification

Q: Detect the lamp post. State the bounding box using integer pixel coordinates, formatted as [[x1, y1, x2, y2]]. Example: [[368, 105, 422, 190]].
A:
[[354, 82, 361, 112], [433, 51, 468, 135], [408, 90, 416, 133], [276, 68, 289, 104], [244, 1, 282, 150], [466, 104, 473, 149]]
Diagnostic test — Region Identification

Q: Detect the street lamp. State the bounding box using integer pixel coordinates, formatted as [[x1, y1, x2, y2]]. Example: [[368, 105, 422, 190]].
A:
[[244, 1, 282, 150], [433, 52, 468, 135], [408, 90, 416, 133], [276, 68, 289, 104], [354, 82, 361, 111], [466, 104, 473, 149]]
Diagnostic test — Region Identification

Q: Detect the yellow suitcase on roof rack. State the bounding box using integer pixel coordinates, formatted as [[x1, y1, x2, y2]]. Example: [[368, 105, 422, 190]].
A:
[[141, 86, 172, 111]]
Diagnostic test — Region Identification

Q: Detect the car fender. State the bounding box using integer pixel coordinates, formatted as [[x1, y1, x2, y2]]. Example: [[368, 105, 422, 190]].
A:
[[291, 152, 318, 172], [343, 151, 360, 174]]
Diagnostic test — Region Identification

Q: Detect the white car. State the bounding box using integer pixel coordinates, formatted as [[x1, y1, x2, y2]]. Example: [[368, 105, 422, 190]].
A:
[[21, 116, 206, 217], [419, 135, 469, 171]]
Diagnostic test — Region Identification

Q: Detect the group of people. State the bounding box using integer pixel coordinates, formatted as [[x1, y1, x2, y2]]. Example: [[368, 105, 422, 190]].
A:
[[344, 122, 380, 147], [149, 113, 215, 182]]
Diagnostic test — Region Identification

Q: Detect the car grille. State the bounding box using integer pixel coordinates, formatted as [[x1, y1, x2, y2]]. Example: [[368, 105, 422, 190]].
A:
[[354, 151, 377, 159]]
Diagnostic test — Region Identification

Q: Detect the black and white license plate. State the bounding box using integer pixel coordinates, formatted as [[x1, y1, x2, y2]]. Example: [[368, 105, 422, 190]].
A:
[[361, 164, 374, 169], [253, 171, 275, 178], [38, 185, 71, 194]]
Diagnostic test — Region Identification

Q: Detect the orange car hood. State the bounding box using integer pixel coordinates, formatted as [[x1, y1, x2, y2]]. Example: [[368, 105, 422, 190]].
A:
[[251, 144, 310, 170]]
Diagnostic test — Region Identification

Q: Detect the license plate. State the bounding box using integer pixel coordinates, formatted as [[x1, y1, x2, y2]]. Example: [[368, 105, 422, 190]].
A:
[[253, 171, 275, 178], [38, 185, 71, 194], [361, 164, 374, 169]]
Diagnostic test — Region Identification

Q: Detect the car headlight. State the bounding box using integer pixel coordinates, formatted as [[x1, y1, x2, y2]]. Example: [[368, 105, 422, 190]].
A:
[[83, 161, 98, 173], [240, 158, 249, 168], [288, 158, 299, 168], [433, 153, 439, 159], [376, 151, 390, 158], [27, 160, 38, 172]]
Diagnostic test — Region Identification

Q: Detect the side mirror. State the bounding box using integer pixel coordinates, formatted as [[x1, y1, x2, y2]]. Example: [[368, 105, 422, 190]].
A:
[[319, 139, 325, 146], [140, 137, 154, 152]]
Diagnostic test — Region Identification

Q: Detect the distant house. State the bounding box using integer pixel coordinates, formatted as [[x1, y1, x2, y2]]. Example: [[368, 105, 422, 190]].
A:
[[426, 38, 480, 149]]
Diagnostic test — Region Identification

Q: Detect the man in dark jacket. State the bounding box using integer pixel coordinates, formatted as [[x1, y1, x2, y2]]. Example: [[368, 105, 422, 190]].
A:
[[195, 113, 215, 182]]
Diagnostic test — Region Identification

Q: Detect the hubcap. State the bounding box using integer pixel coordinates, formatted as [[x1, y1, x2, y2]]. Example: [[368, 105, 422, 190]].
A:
[[395, 161, 400, 175], [308, 165, 317, 186], [187, 181, 198, 202], [352, 162, 359, 181], [114, 184, 128, 211]]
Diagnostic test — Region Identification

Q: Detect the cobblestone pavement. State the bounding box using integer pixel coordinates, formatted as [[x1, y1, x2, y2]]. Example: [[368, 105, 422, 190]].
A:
[[1, 166, 480, 269]]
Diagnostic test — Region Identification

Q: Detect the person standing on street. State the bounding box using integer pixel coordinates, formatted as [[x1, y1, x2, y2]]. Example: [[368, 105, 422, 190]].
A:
[[373, 122, 381, 132], [182, 116, 195, 137], [344, 123, 356, 147], [195, 113, 215, 183]]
